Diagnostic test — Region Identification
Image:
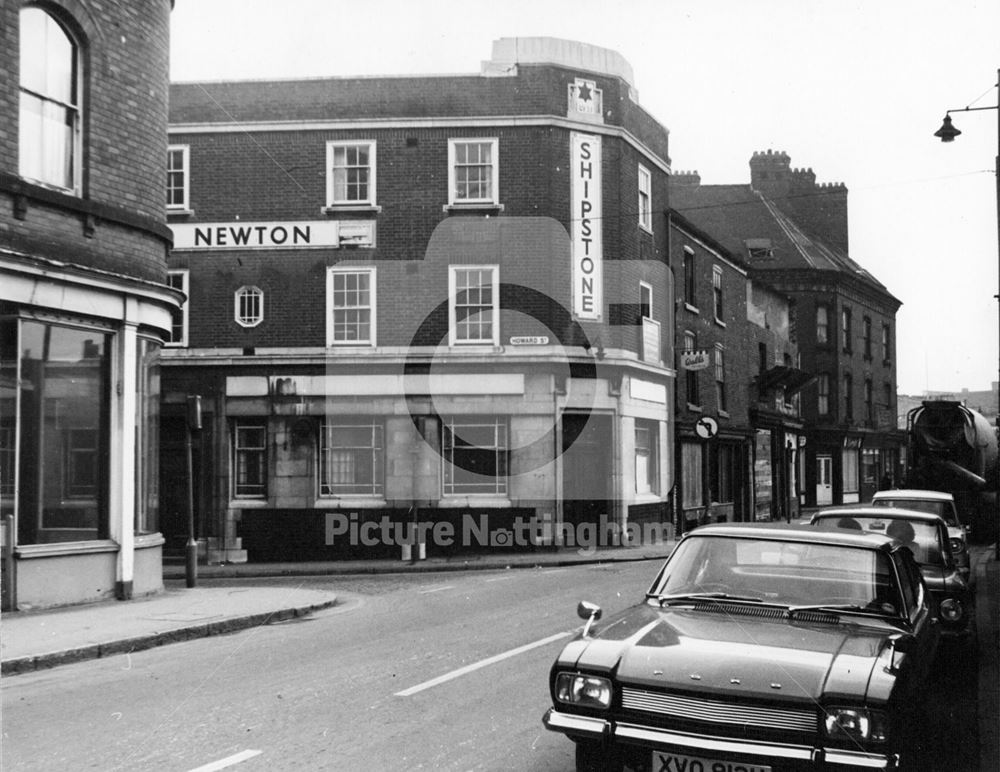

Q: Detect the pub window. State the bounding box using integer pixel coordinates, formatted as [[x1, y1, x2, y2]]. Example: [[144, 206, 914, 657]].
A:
[[326, 140, 376, 206], [327, 267, 376, 346], [19, 7, 82, 192], [637, 164, 652, 231], [319, 421, 385, 497], [448, 138, 499, 205], [167, 145, 189, 209], [233, 421, 267, 498], [442, 416, 508, 496], [235, 286, 263, 328]]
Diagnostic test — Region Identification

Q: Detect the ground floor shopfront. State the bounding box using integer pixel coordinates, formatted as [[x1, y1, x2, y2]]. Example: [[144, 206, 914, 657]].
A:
[[159, 355, 675, 562], [1, 252, 179, 610], [802, 428, 905, 509]]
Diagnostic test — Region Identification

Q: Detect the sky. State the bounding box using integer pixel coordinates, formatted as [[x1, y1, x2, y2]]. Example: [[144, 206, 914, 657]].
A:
[[169, 0, 1000, 396]]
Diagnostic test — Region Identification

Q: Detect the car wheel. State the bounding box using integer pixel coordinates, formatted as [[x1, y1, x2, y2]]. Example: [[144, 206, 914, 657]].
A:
[[575, 741, 623, 772]]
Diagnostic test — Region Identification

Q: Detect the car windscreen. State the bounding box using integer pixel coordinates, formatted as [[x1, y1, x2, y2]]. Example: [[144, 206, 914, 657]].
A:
[[872, 498, 957, 526], [819, 516, 942, 564], [651, 535, 901, 611]]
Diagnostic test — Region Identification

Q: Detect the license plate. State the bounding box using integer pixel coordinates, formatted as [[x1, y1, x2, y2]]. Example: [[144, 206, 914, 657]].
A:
[[651, 750, 772, 772]]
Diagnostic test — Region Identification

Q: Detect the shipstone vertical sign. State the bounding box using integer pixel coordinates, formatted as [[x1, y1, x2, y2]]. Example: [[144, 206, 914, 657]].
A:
[[571, 133, 602, 320]]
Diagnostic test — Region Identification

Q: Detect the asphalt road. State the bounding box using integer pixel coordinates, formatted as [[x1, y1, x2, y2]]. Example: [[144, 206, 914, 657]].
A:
[[0, 561, 982, 771]]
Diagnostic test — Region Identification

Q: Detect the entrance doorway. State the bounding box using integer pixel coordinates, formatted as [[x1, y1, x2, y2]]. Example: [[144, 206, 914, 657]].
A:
[[561, 413, 611, 527], [816, 454, 833, 506]]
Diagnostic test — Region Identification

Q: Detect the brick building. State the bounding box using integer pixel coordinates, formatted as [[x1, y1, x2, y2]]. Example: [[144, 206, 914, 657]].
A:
[[163, 38, 675, 562], [1, 1, 179, 608], [670, 211, 806, 532], [673, 151, 904, 509]]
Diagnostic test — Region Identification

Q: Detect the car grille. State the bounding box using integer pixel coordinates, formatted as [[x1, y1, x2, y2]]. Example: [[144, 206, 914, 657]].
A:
[[621, 687, 818, 733]]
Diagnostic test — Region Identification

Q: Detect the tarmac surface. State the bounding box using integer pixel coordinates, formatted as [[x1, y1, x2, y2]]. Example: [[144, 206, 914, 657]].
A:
[[1, 540, 997, 770]]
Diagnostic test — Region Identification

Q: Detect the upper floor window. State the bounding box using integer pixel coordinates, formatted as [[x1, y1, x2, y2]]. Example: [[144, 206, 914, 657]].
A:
[[166, 270, 189, 347], [712, 266, 724, 323], [817, 373, 830, 416], [816, 305, 829, 344], [167, 145, 190, 209], [327, 267, 376, 346], [864, 378, 874, 422], [19, 7, 81, 192], [450, 266, 498, 346], [882, 323, 892, 363], [326, 141, 376, 206], [448, 139, 498, 205], [863, 316, 872, 360], [683, 247, 696, 307], [844, 372, 854, 420], [684, 330, 700, 407], [639, 282, 653, 320], [715, 345, 727, 412], [235, 286, 264, 328], [637, 164, 652, 231], [841, 307, 853, 353]]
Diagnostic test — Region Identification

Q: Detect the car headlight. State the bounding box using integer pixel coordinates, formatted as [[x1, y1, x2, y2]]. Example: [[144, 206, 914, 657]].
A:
[[949, 538, 965, 554], [940, 598, 964, 622], [824, 707, 886, 742], [554, 672, 612, 709]]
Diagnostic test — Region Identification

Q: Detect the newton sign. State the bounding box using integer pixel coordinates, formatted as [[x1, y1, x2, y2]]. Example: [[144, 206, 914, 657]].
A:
[[171, 221, 340, 250]]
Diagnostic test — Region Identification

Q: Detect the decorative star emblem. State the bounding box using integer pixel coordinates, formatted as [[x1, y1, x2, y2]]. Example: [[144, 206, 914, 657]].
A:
[[577, 82, 592, 102]]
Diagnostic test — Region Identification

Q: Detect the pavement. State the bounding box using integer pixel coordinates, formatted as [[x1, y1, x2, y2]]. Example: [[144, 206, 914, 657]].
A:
[[2, 540, 997, 770]]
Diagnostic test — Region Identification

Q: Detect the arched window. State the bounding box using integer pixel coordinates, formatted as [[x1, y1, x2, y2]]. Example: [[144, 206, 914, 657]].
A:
[[235, 286, 264, 327], [19, 6, 81, 192]]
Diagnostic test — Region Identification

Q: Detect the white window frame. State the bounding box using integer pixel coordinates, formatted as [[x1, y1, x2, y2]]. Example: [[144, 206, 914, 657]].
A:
[[715, 344, 727, 413], [712, 266, 725, 324], [448, 138, 499, 206], [234, 285, 264, 328], [167, 144, 190, 210], [325, 140, 376, 207], [635, 419, 659, 495], [638, 164, 652, 231], [319, 420, 385, 497], [19, 7, 82, 194], [166, 270, 189, 347], [232, 420, 268, 499], [449, 265, 499, 347], [442, 416, 508, 496], [326, 266, 377, 346], [640, 281, 653, 320]]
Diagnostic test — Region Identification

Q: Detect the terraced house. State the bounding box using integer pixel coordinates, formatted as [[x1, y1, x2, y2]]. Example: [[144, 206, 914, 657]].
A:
[[162, 38, 675, 563]]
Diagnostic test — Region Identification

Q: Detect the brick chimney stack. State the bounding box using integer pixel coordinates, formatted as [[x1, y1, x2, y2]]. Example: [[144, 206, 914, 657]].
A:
[[749, 149, 849, 254]]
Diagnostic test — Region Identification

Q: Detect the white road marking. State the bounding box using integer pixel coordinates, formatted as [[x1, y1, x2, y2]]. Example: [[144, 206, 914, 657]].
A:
[[188, 749, 262, 771], [539, 568, 566, 574], [418, 585, 455, 594], [483, 575, 514, 583], [394, 630, 573, 697]]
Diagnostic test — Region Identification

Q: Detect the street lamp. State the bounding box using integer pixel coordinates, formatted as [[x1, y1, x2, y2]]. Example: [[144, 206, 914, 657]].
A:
[[934, 68, 1000, 559]]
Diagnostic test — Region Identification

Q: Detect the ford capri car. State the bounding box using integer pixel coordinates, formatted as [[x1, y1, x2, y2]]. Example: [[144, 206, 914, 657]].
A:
[[811, 506, 971, 636], [542, 523, 939, 772], [870, 489, 970, 580]]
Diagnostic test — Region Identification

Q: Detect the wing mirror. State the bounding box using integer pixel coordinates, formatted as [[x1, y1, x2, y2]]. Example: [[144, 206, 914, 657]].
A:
[[885, 633, 915, 673], [577, 601, 603, 638]]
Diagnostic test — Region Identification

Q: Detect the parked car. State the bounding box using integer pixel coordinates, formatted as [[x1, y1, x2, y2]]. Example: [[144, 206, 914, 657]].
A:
[[871, 489, 970, 579], [811, 506, 971, 636], [542, 523, 939, 771]]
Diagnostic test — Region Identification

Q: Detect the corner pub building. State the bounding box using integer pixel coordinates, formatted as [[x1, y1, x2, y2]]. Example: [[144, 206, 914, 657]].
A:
[[162, 38, 676, 563], [1, 0, 179, 609]]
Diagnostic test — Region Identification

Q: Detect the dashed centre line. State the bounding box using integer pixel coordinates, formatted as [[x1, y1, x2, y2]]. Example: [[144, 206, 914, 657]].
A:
[[418, 585, 455, 594], [188, 749, 262, 772], [394, 631, 573, 697]]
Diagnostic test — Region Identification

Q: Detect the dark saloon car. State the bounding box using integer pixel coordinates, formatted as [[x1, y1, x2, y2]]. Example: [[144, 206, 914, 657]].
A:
[[810, 506, 972, 637], [542, 523, 939, 771], [870, 489, 971, 580]]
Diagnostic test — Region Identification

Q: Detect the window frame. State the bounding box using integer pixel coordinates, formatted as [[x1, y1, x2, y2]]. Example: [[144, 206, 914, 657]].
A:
[[682, 246, 697, 309], [232, 420, 268, 499], [449, 265, 499, 347], [167, 144, 190, 210], [442, 416, 508, 497], [234, 285, 264, 328], [634, 419, 659, 495], [841, 307, 853, 353], [863, 315, 873, 360], [715, 344, 727, 413], [817, 373, 830, 416], [816, 304, 829, 345], [325, 140, 377, 207], [318, 420, 385, 497], [712, 265, 725, 323], [448, 138, 499, 206], [637, 164, 652, 232], [844, 372, 854, 421], [326, 266, 377, 346], [18, 6, 82, 194], [165, 270, 189, 347], [684, 330, 700, 407], [639, 281, 653, 320]]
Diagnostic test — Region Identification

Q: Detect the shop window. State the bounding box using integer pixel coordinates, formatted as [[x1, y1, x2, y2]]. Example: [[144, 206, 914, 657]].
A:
[[449, 266, 498, 345], [442, 416, 508, 496], [710, 443, 735, 504], [681, 442, 703, 509], [843, 448, 860, 496], [637, 164, 652, 231], [448, 138, 499, 205], [635, 420, 659, 495], [167, 145, 189, 210], [235, 286, 263, 328], [326, 141, 376, 206], [166, 271, 189, 346], [19, 7, 81, 192], [135, 337, 160, 534], [13, 319, 111, 543], [862, 448, 879, 487], [327, 267, 376, 346], [233, 421, 267, 498], [320, 421, 384, 496]]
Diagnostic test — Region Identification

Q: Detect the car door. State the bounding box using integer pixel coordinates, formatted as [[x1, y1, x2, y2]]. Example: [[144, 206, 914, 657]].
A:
[[897, 548, 939, 684]]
